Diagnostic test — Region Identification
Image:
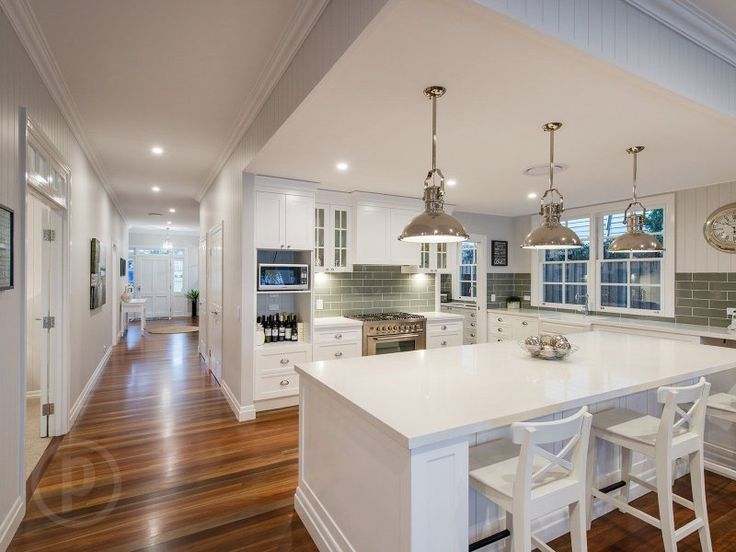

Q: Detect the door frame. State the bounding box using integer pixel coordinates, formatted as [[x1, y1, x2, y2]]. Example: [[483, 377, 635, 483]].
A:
[[198, 234, 208, 363], [206, 222, 223, 381], [19, 109, 72, 486], [134, 253, 173, 319]]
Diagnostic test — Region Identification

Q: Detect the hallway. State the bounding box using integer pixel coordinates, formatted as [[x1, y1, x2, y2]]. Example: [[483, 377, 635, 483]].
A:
[[9, 320, 316, 551]]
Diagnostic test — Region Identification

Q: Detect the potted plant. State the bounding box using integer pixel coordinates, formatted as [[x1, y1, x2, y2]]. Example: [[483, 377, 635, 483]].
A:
[[506, 295, 521, 310], [186, 289, 200, 318]]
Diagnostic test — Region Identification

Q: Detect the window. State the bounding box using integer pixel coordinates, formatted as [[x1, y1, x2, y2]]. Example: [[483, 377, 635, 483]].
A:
[[541, 218, 590, 306], [532, 196, 673, 317], [599, 208, 664, 312], [458, 241, 477, 299], [173, 258, 184, 293], [127, 258, 135, 285]]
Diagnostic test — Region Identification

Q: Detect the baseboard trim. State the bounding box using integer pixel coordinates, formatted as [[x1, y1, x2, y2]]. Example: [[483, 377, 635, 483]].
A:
[[255, 395, 299, 412], [295, 484, 354, 552], [69, 346, 111, 428], [220, 380, 256, 422], [0, 496, 24, 551]]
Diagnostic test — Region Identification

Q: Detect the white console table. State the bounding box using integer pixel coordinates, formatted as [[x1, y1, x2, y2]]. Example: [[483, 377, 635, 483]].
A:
[[121, 298, 147, 334]]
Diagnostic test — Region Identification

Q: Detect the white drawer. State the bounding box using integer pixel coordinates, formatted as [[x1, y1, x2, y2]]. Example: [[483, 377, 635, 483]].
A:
[[427, 321, 464, 336], [427, 333, 462, 349], [491, 335, 511, 343], [489, 325, 511, 337], [315, 328, 362, 344], [488, 313, 512, 327], [314, 341, 362, 361], [258, 348, 310, 374], [256, 372, 299, 399], [464, 329, 478, 341]]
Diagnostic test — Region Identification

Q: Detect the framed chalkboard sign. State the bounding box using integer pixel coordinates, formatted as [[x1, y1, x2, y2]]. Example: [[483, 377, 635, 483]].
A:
[[491, 240, 508, 267], [0, 204, 13, 291]]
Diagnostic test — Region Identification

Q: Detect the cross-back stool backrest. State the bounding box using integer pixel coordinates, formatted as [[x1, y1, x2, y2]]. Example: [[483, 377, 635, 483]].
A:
[[656, 377, 711, 448]]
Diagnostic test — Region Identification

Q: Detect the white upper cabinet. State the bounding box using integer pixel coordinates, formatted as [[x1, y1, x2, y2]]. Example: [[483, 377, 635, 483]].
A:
[[389, 208, 420, 266], [254, 179, 315, 250], [355, 204, 390, 264], [315, 199, 352, 272], [419, 242, 455, 274]]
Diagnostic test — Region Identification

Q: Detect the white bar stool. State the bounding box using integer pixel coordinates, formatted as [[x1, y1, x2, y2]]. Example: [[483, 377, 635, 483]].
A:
[[469, 407, 592, 552], [703, 387, 736, 480], [586, 378, 712, 552]]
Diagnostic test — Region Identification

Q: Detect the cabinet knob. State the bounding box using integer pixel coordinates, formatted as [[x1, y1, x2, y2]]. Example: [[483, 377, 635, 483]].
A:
[[280, 358, 289, 365], [497, 317, 503, 322], [287, 245, 291, 249], [497, 328, 503, 332], [280, 379, 289, 386], [280, 245, 285, 249], [522, 321, 528, 326], [335, 333, 342, 340], [335, 351, 343, 358], [470, 322, 476, 327], [470, 313, 476, 318], [441, 340, 447, 346], [470, 333, 475, 338], [441, 325, 447, 330], [497, 338, 503, 342]]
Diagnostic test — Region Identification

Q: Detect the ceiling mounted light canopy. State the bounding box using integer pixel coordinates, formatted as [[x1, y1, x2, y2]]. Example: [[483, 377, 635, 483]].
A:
[[521, 122, 582, 250], [609, 146, 664, 253], [399, 86, 469, 244]]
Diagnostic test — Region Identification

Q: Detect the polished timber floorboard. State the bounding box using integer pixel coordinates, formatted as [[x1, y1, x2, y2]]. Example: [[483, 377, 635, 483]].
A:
[[10, 319, 736, 551]]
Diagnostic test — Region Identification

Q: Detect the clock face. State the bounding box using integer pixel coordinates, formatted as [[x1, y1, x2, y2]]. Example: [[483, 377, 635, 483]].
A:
[[704, 203, 736, 252]]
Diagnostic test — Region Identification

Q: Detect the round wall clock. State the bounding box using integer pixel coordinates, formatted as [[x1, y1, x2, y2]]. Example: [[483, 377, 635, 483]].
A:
[[704, 202, 736, 252]]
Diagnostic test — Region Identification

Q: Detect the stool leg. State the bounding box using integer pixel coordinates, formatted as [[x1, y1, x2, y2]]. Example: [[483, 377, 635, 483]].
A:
[[620, 446, 632, 511], [585, 433, 597, 530], [655, 456, 678, 552], [504, 511, 513, 552], [689, 449, 713, 552], [511, 509, 531, 552], [569, 499, 588, 552]]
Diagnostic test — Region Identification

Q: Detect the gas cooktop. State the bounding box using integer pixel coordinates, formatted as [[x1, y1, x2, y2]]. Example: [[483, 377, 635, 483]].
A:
[[345, 312, 425, 322]]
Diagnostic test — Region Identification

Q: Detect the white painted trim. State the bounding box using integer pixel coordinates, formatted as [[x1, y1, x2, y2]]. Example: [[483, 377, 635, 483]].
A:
[[196, 0, 328, 201], [625, 0, 736, 69], [254, 395, 299, 412], [220, 379, 256, 422], [0, 0, 127, 224], [0, 497, 24, 552], [69, 346, 111, 428], [295, 484, 355, 552], [25, 389, 40, 399]]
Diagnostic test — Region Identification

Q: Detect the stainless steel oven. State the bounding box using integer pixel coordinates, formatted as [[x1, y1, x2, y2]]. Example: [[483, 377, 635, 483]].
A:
[[346, 313, 426, 356]]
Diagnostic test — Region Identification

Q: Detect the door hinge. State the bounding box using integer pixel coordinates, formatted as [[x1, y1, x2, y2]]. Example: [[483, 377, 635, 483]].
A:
[[42, 316, 55, 329], [43, 229, 56, 241], [42, 402, 55, 416]]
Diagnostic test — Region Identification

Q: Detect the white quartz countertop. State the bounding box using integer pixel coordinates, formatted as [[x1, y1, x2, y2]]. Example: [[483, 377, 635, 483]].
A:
[[313, 316, 364, 328], [295, 331, 736, 449], [487, 308, 736, 340], [417, 311, 465, 321]]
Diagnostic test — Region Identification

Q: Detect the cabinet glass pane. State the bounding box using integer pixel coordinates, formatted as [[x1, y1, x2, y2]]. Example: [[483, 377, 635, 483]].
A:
[[315, 208, 325, 268], [420, 243, 430, 269], [333, 208, 348, 268], [437, 243, 447, 269]]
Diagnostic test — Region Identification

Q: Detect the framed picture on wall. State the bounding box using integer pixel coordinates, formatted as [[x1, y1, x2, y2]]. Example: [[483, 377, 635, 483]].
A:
[[90, 238, 107, 309], [120, 257, 126, 277], [0, 204, 13, 291], [491, 240, 508, 267]]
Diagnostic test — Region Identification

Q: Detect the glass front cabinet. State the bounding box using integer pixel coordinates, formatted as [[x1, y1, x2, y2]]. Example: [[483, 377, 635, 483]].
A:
[[314, 203, 352, 272], [418, 243, 454, 274]]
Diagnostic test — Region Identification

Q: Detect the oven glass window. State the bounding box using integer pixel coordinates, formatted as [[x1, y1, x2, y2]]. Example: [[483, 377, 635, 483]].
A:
[[374, 339, 417, 355]]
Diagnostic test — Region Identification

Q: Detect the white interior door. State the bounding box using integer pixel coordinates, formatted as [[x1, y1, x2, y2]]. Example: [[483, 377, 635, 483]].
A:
[[136, 255, 171, 318], [198, 235, 208, 363], [207, 225, 223, 382]]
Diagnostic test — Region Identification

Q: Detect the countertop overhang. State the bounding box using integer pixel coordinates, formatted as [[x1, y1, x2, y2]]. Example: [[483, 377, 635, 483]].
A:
[[295, 331, 736, 449]]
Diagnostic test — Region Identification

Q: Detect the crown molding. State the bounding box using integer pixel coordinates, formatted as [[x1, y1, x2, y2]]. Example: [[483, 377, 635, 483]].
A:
[[626, 0, 736, 68], [0, 0, 127, 223], [196, 0, 329, 202]]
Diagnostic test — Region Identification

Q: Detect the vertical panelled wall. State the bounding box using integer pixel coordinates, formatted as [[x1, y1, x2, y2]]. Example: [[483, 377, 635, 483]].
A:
[[199, 0, 389, 409], [0, 6, 127, 538]]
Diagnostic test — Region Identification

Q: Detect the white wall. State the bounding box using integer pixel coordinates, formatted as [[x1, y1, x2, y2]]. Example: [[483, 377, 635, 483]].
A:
[[454, 211, 532, 273], [0, 6, 127, 545]]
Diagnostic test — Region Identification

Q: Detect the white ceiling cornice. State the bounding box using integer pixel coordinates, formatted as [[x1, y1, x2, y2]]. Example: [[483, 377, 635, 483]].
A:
[[0, 0, 127, 223], [196, 0, 329, 202], [626, 0, 736, 68]]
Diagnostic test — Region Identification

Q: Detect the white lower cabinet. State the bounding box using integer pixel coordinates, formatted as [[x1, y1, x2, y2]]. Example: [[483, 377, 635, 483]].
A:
[[540, 321, 590, 335], [255, 343, 311, 402], [487, 310, 540, 342], [313, 319, 364, 361], [314, 341, 362, 361], [426, 319, 464, 349]]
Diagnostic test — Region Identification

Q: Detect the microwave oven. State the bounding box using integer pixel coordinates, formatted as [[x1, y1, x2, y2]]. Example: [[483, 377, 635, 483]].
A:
[[258, 264, 309, 291]]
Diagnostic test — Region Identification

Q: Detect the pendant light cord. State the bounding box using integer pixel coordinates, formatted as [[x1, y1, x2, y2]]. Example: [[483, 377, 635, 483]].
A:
[[631, 149, 638, 203], [624, 146, 646, 218], [431, 93, 437, 173], [548, 125, 554, 192]]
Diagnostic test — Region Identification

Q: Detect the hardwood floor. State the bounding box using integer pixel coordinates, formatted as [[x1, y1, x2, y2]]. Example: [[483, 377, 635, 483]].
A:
[[10, 319, 736, 551]]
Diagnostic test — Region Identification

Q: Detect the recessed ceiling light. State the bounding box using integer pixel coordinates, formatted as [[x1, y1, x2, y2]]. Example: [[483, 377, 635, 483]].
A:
[[522, 162, 567, 177], [169, 208, 176, 213], [151, 186, 160, 192], [336, 161, 349, 171], [527, 192, 538, 199], [151, 146, 164, 156], [447, 179, 457, 186]]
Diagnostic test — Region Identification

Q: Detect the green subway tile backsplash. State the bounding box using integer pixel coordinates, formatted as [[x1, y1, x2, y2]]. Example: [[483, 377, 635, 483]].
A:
[[675, 272, 736, 327]]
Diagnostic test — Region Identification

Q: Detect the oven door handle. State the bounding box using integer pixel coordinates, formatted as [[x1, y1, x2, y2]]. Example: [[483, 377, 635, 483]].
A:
[[371, 333, 421, 342]]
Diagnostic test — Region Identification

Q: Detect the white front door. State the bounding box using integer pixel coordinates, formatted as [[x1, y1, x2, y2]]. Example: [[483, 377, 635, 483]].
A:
[[198, 235, 208, 363], [207, 225, 223, 382], [136, 255, 171, 318]]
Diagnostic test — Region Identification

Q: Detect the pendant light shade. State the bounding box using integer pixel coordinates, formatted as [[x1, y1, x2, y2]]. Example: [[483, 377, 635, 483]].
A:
[[609, 146, 664, 253], [162, 228, 173, 250], [399, 86, 469, 243], [522, 122, 582, 250]]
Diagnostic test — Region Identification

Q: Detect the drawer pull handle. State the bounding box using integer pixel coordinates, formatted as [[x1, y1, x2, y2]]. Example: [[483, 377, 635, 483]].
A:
[[522, 321, 528, 326], [470, 333, 475, 338], [441, 340, 447, 346], [471, 313, 476, 318], [497, 317, 503, 322], [441, 325, 447, 330], [334, 351, 343, 358], [335, 333, 342, 340], [497, 328, 503, 332], [280, 358, 289, 365], [470, 322, 476, 327], [497, 338, 503, 342], [280, 379, 289, 386]]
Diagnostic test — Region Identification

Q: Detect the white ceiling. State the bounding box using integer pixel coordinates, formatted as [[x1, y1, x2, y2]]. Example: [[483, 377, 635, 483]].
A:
[[249, 0, 736, 217], [27, 0, 317, 231]]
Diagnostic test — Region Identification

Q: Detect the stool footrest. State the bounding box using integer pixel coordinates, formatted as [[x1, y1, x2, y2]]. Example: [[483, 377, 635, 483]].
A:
[[531, 535, 555, 552], [591, 489, 661, 529], [628, 475, 694, 510], [674, 518, 704, 541]]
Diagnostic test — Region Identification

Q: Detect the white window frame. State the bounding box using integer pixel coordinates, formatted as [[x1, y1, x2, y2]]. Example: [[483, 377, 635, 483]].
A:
[[456, 240, 479, 301], [539, 218, 593, 309], [531, 193, 675, 317]]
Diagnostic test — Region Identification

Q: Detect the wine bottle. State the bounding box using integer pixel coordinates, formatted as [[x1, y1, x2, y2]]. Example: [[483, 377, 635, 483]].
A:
[[279, 314, 286, 341], [271, 315, 278, 342], [264, 316, 271, 343], [285, 314, 292, 341], [291, 315, 298, 341]]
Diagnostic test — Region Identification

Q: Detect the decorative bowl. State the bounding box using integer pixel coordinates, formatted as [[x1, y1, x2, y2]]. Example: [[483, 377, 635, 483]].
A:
[[519, 334, 578, 360]]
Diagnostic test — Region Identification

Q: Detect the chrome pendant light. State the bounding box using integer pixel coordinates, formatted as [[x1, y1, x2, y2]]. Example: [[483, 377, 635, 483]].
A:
[[521, 122, 582, 249], [609, 146, 664, 253], [399, 86, 469, 243]]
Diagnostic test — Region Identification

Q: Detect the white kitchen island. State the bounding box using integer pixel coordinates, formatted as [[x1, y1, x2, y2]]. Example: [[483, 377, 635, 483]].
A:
[[294, 331, 736, 552]]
